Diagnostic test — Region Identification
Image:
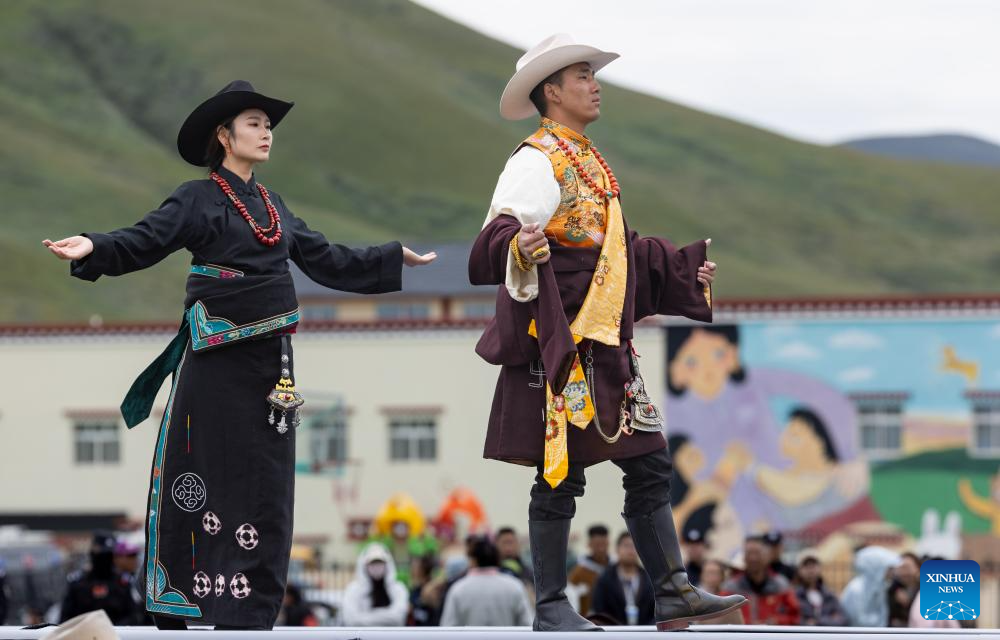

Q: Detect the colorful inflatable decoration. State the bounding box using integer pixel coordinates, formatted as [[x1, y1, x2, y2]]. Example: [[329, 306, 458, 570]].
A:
[[432, 487, 490, 542], [366, 493, 438, 587]]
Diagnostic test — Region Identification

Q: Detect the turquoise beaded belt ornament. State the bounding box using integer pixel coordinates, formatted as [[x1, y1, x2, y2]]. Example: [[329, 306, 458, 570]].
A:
[[190, 264, 244, 279]]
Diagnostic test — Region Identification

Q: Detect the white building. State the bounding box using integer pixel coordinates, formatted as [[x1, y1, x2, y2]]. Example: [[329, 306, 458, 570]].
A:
[[0, 247, 664, 561]]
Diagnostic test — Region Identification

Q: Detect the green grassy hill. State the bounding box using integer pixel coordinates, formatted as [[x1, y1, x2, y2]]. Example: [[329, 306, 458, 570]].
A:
[[3, 0, 999, 323]]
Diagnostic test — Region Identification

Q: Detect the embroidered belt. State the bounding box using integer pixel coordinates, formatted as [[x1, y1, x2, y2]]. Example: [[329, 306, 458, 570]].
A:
[[189, 263, 244, 279], [120, 271, 299, 428]]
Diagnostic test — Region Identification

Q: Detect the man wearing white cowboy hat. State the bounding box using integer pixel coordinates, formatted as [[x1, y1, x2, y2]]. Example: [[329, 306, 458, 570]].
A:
[[469, 34, 745, 631]]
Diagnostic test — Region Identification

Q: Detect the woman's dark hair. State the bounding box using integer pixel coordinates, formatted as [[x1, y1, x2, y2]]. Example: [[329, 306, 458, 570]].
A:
[[204, 116, 237, 171], [615, 531, 632, 547], [470, 538, 500, 568], [666, 325, 746, 396], [788, 406, 839, 463], [667, 433, 693, 505], [529, 67, 566, 117]]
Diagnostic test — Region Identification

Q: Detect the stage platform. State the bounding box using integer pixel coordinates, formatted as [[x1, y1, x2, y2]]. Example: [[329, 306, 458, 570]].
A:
[[0, 626, 994, 639]]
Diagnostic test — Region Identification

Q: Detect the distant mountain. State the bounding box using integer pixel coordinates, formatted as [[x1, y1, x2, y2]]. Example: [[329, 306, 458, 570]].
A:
[[840, 134, 1000, 167], [3, 1, 1000, 323]]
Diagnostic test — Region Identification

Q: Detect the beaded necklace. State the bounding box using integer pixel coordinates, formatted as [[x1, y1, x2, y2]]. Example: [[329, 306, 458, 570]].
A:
[[210, 172, 282, 247], [554, 138, 620, 201]]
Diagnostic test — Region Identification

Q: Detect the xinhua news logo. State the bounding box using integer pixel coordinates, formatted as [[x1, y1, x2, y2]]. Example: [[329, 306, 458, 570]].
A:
[[920, 559, 979, 621]]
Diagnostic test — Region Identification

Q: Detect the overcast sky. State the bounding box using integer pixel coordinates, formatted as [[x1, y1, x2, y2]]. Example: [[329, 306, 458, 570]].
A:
[[414, 0, 999, 145]]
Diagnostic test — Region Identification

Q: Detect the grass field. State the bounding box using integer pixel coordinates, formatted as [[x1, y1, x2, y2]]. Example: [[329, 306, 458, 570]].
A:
[[3, 0, 999, 322]]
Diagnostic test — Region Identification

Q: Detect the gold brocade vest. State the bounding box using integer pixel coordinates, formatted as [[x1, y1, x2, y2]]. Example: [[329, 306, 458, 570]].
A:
[[522, 118, 630, 487], [524, 119, 609, 248]]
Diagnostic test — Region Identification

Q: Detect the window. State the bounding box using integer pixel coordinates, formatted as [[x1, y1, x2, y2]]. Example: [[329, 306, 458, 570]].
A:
[[301, 304, 337, 322], [308, 405, 349, 465], [461, 301, 495, 319], [388, 415, 437, 461], [973, 404, 1000, 456], [853, 399, 905, 460], [74, 419, 120, 464], [376, 303, 430, 320]]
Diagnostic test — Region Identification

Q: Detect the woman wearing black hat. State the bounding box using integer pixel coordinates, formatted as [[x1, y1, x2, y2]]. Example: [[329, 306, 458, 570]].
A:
[[43, 81, 435, 630]]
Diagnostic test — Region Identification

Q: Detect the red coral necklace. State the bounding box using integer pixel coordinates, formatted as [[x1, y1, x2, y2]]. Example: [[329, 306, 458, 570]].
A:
[[210, 172, 282, 247], [555, 138, 620, 201]]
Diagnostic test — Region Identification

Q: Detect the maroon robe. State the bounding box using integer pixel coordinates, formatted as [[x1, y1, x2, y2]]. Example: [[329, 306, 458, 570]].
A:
[[469, 214, 712, 465]]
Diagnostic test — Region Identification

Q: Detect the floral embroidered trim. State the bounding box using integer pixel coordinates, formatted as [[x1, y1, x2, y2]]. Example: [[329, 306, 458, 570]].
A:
[[145, 349, 202, 618], [188, 302, 299, 352]]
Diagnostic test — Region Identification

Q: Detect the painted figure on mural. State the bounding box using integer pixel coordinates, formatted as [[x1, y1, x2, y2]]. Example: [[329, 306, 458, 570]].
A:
[[665, 325, 873, 552], [43, 81, 436, 630], [469, 33, 746, 631]]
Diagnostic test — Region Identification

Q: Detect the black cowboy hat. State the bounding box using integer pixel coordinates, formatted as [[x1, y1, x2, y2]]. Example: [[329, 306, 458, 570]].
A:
[[176, 80, 294, 166]]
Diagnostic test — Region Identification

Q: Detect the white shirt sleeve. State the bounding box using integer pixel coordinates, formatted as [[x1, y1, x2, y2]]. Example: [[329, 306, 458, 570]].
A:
[[482, 146, 560, 302]]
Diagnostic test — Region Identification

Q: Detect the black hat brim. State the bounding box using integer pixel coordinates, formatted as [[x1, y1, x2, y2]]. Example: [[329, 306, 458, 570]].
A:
[[176, 91, 294, 167]]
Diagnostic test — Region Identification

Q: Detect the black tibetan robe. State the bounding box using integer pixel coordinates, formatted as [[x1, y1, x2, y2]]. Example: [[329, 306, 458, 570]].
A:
[[71, 165, 402, 627]]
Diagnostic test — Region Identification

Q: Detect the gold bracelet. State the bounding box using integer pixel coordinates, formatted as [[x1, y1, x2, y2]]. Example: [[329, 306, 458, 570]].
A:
[[510, 234, 532, 272]]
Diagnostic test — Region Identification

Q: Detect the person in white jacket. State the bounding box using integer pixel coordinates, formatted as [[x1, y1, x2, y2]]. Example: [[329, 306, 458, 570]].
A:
[[840, 546, 901, 627], [341, 543, 409, 627]]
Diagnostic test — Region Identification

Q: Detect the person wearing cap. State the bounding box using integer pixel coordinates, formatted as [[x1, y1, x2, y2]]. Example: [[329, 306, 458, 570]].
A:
[[60, 533, 138, 626], [762, 531, 796, 581], [469, 33, 743, 631], [43, 81, 436, 630], [682, 527, 708, 588]]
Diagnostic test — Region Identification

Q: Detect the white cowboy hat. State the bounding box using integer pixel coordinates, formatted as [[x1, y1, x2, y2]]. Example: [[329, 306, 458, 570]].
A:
[[43, 610, 119, 640], [500, 33, 619, 121]]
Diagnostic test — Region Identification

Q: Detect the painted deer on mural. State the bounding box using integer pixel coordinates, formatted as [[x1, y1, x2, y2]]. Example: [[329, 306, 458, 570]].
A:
[[940, 345, 979, 388]]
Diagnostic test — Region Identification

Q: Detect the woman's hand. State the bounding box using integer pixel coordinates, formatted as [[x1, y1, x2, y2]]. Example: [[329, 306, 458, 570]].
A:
[[43, 236, 94, 261], [403, 247, 437, 267], [518, 223, 550, 264]]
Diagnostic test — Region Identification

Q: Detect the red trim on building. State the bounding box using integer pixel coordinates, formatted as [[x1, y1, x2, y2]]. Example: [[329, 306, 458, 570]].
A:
[[3, 294, 999, 338]]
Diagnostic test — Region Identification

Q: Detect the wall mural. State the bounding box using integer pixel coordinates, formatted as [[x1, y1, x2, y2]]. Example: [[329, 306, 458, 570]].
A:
[[664, 320, 1000, 565]]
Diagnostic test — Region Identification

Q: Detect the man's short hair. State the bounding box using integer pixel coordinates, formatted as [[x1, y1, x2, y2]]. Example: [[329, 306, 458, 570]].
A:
[[496, 526, 516, 538], [528, 67, 567, 117], [470, 537, 500, 568], [588, 525, 609, 538]]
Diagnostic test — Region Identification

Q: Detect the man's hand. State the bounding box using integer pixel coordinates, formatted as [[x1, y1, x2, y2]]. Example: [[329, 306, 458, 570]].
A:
[[697, 237, 716, 286], [403, 247, 437, 267], [43, 236, 94, 261], [517, 223, 550, 264]]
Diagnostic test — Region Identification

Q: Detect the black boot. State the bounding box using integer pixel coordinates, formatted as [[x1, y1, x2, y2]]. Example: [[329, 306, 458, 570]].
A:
[[624, 504, 746, 631], [529, 519, 603, 631]]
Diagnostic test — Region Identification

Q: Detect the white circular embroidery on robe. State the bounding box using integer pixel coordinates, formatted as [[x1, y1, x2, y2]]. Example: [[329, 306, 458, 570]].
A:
[[171, 473, 207, 512], [193, 571, 211, 598], [230, 573, 251, 599], [235, 523, 259, 550], [215, 573, 226, 597], [202, 511, 222, 535]]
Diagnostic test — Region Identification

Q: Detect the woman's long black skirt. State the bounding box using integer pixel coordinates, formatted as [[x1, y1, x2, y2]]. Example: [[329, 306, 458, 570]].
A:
[[142, 336, 294, 628]]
